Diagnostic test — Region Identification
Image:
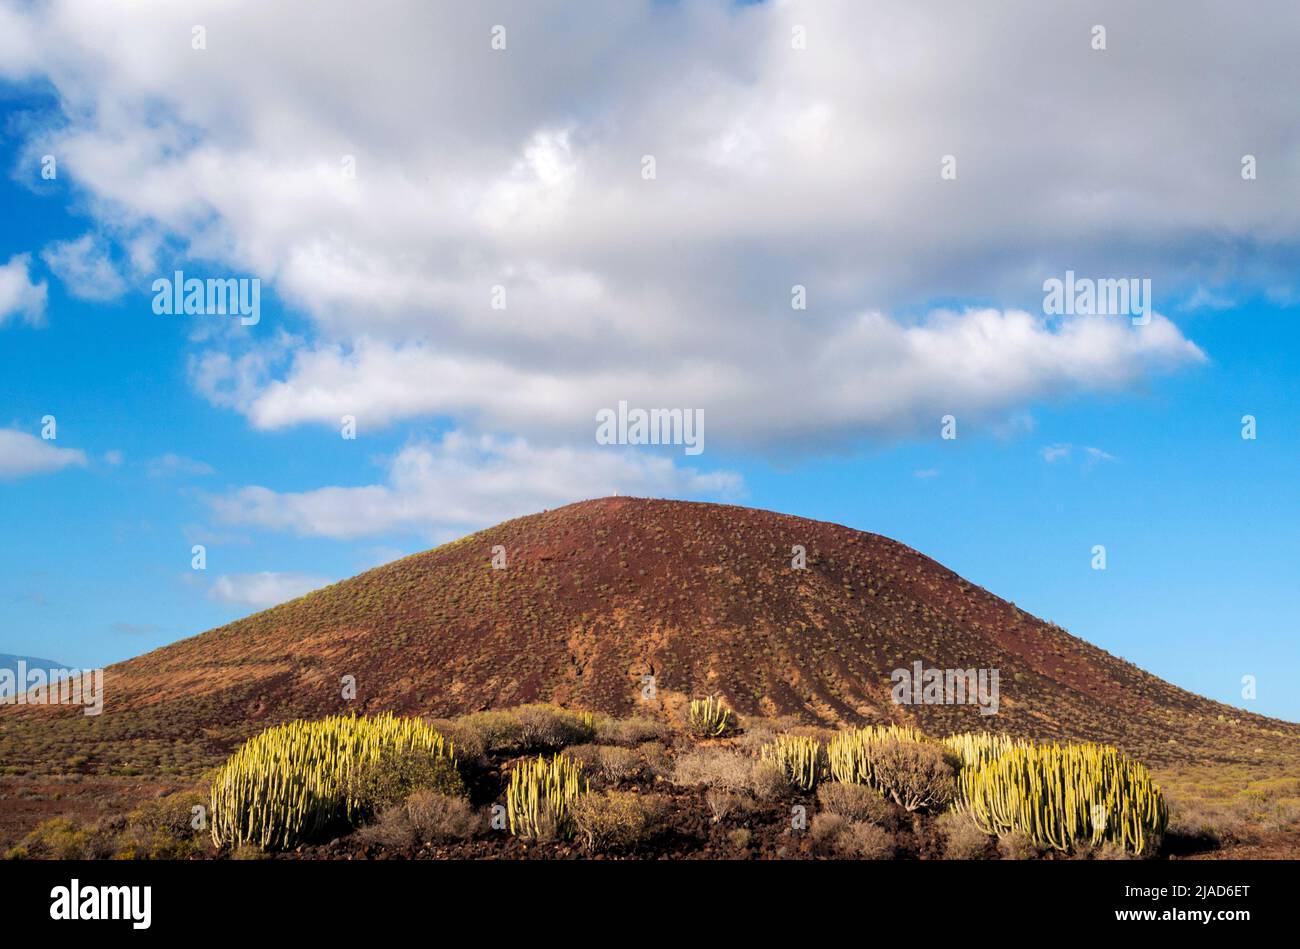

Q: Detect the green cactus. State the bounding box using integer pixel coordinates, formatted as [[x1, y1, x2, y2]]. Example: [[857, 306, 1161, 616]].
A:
[[506, 752, 588, 839]]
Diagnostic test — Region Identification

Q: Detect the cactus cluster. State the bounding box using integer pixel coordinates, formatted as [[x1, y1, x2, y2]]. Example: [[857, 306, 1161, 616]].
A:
[[210, 713, 456, 850], [506, 752, 588, 839], [942, 731, 1033, 770], [686, 696, 733, 737], [827, 724, 930, 785], [760, 734, 826, 790], [957, 742, 1168, 855]]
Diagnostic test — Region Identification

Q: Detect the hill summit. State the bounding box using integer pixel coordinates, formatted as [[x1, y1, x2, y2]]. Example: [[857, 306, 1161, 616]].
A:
[[3, 497, 1295, 771]]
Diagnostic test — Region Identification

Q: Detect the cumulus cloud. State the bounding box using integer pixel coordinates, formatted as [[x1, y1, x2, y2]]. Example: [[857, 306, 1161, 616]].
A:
[[3, 0, 1270, 451], [0, 254, 47, 328], [40, 234, 128, 302], [210, 430, 743, 540], [208, 572, 332, 609], [191, 309, 1203, 450], [0, 429, 86, 479]]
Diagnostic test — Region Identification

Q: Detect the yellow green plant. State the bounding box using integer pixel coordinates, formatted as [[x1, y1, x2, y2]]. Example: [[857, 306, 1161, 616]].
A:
[[942, 732, 1033, 770], [956, 742, 1168, 855], [760, 735, 825, 790], [506, 752, 588, 839], [827, 724, 929, 785], [686, 696, 733, 737], [209, 713, 455, 851]]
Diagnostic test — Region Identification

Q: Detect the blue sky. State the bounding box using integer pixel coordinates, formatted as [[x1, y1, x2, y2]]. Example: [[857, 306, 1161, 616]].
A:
[[1, 1, 1297, 721]]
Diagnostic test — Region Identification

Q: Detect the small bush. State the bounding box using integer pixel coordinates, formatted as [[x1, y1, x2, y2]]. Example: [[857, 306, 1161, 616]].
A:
[[349, 749, 465, 817], [810, 812, 849, 855], [817, 782, 897, 828], [515, 704, 596, 751], [405, 791, 481, 843], [728, 827, 752, 851], [1095, 841, 1136, 861], [596, 716, 671, 746], [997, 829, 1039, 860], [750, 760, 789, 803], [672, 748, 753, 792], [570, 791, 652, 853], [937, 809, 992, 860], [356, 806, 416, 850], [705, 789, 747, 824], [811, 810, 895, 857], [17, 818, 89, 860], [836, 821, 895, 859], [564, 743, 603, 772], [867, 738, 955, 812], [445, 711, 524, 756], [637, 741, 672, 779], [597, 746, 641, 783], [114, 790, 208, 859]]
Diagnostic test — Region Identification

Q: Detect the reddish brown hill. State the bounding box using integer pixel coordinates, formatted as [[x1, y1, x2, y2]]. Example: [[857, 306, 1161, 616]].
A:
[[3, 497, 1295, 774]]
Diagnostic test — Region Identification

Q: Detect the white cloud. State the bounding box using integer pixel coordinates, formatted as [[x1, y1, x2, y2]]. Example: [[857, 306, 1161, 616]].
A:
[[0, 255, 48, 328], [0, 429, 86, 479], [147, 453, 215, 477], [210, 430, 742, 540], [3, 0, 1267, 451], [208, 572, 332, 609], [1041, 444, 1116, 466], [192, 309, 1203, 450], [40, 233, 128, 302]]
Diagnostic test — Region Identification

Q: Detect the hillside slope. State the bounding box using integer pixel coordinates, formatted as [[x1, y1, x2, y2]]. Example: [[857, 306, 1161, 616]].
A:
[[2, 497, 1294, 774]]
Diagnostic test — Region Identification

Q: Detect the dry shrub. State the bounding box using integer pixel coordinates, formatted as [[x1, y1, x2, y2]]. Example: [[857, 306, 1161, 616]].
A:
[[735, 715, 802, 754], [750, 759, 789, 803], [596, 716, 670, 746], [564, 743, 603, 772], [997, 829, 1040, 860], [113, 790, 209, 860], [937, 809, 992, 860], [446, 710, 524, 756], [356, 805, 416, 849], [869, 738, 955, 812], [569, 791, 652, 853], [348, 749, 465, 817], [637, 741, 672, 779], [836, 821, 895, 859], [728, 827, 752, 851], [817, 782, 897, 828], [672, 748, 753, 792], [14, 818, 90, 860], [706, 789, 749, 824], [515, 704, 597, 751], [405, 790, 481, 843], [597, 745, 641, 783], [810, 812, 893, 858], [1094, 841, 1136, 861], [810, 812, 849, 854]]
